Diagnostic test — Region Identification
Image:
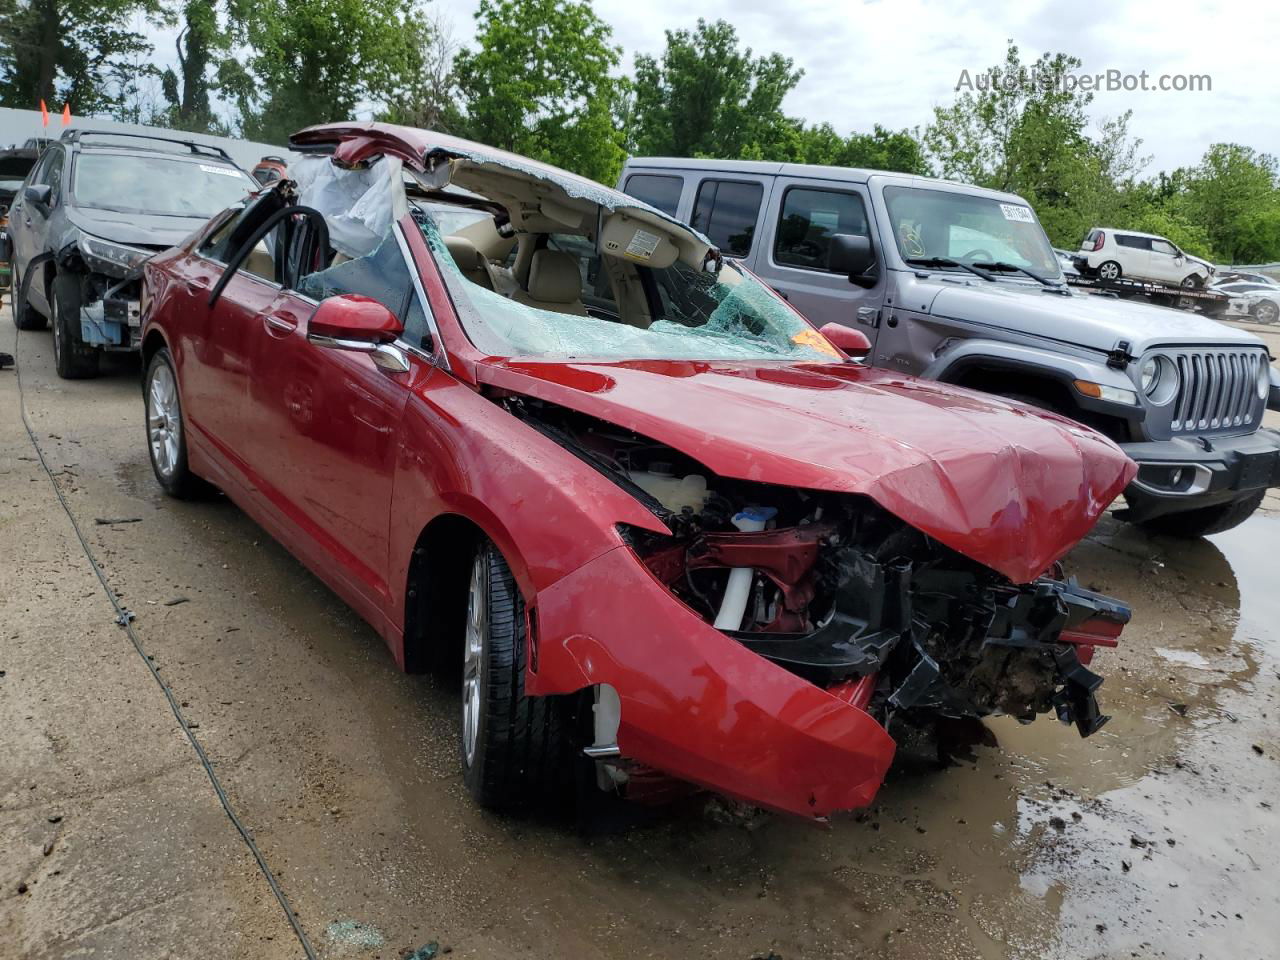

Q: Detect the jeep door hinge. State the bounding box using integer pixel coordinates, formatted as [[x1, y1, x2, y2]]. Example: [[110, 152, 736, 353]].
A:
[[856, 306, 880, 328]]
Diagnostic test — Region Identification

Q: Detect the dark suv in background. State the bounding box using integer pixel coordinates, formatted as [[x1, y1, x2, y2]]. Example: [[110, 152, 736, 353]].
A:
[[8, 130, 257, 378]]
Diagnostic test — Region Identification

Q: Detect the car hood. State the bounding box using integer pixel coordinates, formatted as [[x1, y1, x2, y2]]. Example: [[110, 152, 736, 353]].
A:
[[478, 358, 1136, 584], [64, 206, 207, 249], [923, 276, 1262, 352]]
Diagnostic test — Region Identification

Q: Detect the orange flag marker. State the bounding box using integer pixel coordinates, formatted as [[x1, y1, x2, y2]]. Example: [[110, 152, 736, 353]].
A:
[[40, 99, 49, 126], [61, 103, 71, 125]]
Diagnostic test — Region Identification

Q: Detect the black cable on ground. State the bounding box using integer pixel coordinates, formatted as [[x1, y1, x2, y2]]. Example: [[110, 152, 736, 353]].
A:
[[11, 323, 320, 960]]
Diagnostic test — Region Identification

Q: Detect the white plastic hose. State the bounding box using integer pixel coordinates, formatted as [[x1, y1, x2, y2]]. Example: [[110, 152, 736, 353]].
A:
[[713, 507, 777, 630]]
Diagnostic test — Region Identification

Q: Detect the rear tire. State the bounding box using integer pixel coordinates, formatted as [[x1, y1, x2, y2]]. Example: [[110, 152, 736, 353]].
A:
[[1097, 260, 1122, 281], [1135, 489, 1265, 538], [51, 274, 99, 379], [12, 266, 48, 331], [461, 539, 569, 811]]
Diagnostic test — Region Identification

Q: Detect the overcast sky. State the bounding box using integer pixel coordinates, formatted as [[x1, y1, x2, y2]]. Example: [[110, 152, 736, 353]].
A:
[[437, 0, 1280, 174], [136, 0, 1279, 175]]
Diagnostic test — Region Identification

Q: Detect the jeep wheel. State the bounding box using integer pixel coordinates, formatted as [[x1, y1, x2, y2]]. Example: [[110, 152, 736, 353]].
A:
[[51, 274, 100, 379], [12, 267, 48, 331], [1253, 300, 1279, 325], [461, 539, 569, 810], [1097, 261, 1122, 281], [1135, 489, 1266, 538]]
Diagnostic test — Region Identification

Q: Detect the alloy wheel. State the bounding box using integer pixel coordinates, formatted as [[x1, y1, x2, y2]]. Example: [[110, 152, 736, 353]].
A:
[[1099, 262, 1119, 280], [148, 363, 181, 480], [461, 552, 487, 767], [1255, 300, 1279, 324]]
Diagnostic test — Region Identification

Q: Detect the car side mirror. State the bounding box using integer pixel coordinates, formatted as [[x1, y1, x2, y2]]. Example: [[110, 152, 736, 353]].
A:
[[307, 294, 409, 372], [828, 233, 877, 288], [818, 322, 872, 358], [24, 183, 51, 208]]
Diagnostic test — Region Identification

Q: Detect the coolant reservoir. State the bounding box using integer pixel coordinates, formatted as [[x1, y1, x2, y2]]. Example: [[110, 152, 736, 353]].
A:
[[628, 468, 709, 514]]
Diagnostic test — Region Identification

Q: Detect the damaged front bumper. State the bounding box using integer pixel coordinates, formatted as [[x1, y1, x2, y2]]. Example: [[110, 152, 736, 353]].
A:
[[80, 287, 142, 350], [530, 539, 1128, 819]]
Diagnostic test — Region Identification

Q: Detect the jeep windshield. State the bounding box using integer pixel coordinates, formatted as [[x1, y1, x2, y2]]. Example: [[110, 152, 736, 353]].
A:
[[414, 202, 841, 363], [72, 153, 257, 218], [884, 185, 1061, 280]]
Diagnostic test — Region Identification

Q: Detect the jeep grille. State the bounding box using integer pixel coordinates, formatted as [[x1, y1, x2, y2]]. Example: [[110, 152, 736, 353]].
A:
[[1170, 349, 1266, 434]]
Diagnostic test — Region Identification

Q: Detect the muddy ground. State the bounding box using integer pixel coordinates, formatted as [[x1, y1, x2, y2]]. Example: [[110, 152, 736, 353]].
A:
[[2, 306, 1278, 960]]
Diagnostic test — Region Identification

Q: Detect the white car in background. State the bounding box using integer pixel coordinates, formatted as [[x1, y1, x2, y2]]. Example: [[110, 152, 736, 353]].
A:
[[1212, 279, 1280, 324], [1076, 228, 1215, 288]]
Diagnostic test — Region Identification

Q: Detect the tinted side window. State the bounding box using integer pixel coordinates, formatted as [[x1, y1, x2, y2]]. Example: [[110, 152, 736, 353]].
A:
[[690, 179, 762, 258], [44, 150, 65, 205], [1115, 235, 1151, 250], [624, 174, 682, 217], [774, 187, 869, 271]]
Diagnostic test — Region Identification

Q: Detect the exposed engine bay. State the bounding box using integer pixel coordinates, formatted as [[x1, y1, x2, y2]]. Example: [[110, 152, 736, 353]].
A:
[[508, 396, 1129, 740]]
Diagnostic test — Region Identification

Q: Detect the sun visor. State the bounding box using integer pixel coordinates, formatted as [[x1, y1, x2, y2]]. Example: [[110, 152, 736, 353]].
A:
[[601, 212, 679, 268]]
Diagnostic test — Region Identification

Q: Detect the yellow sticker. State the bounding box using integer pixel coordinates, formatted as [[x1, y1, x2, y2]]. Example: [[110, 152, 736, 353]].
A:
[[791, 327, 842, 359]]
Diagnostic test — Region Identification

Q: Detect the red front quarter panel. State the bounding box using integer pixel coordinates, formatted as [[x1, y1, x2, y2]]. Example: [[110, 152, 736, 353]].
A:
[[533, 545, 896, 818]]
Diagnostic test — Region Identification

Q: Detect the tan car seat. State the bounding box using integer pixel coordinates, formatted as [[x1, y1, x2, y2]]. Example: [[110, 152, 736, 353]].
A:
[[511, 250, 587, 316], [445, 236, 494, 291], [243, 241, 276, 283]]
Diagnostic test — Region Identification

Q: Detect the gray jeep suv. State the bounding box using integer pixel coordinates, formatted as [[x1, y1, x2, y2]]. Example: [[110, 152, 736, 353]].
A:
[[620, 158, 1280, 537], [8, 130, 257, 378]]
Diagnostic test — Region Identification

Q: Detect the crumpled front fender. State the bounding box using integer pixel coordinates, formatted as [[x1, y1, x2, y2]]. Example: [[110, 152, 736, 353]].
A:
[[529, 544, 896, 818]]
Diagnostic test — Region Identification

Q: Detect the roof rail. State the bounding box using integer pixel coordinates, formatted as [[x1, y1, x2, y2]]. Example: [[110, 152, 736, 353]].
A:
[[58, 129, 237, 164]]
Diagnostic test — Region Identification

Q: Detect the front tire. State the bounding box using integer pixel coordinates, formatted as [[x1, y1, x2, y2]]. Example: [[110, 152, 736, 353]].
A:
[[51, 274, 99, 379], [1180, 274, 1203, 289], [145, 347, 206, 498], [461, 540, 568, 810], [1097, 260, 1122, 281], [1135, 489, 1265, 538], [12, 266, 48, 331]]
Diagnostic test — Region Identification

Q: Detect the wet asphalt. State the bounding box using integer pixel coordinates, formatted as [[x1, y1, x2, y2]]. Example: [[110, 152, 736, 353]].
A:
[[2, 306, 1278, 960]]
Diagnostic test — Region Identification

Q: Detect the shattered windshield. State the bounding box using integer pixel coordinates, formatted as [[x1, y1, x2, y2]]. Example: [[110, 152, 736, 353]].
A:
[[884, 185, 1060, 278], [413, 204, 840, 363], [72, 153, 257, 218]]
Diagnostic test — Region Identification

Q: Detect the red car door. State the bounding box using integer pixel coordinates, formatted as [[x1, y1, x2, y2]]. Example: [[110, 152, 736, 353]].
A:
[[240, 228, 429, 618], [170, 206, 281, 477]]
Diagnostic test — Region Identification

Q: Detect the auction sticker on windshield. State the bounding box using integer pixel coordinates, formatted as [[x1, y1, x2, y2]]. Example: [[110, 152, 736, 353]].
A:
[[999, 203, 1035, 223], [200, 164, 243, 177]]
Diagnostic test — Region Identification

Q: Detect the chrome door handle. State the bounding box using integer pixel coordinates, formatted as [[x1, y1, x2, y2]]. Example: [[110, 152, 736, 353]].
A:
[[263, 314, 296, 334]]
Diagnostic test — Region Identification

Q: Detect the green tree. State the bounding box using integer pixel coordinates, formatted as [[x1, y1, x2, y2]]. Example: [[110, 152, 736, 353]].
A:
[[377, 8, 462, 132], [227, 0, 423, 145], [157, 0, 231, 133], [630, 18, 802, 161], [1179, 144, 1280, 263], [454, 0, 626, 183], [0, 0, 167, 116], [925, 41, 1153, 248]]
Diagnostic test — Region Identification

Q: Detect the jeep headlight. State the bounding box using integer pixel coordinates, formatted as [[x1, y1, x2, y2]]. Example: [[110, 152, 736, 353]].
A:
[[79, 234, 152, 274], [1139, 356, 1160, 394], [1260, 359, 1271, 400]]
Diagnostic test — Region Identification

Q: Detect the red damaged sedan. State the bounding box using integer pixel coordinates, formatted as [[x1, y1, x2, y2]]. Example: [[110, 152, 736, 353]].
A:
[[140, 123, 1136, 819]]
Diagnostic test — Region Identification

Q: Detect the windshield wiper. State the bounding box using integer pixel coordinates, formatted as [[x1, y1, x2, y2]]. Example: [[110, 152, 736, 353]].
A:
[[971, 261, 1062, 287], [904, 257, 994, 281]]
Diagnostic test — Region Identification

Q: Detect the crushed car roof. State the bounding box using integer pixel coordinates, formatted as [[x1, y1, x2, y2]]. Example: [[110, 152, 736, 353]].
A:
[[289, 122, 711, 246]]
